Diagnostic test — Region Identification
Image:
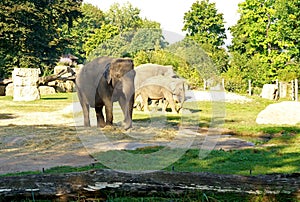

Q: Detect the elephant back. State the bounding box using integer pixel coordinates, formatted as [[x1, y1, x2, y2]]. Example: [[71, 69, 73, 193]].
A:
[[140, 75, 184, 93], [134, 64, 177, 90]]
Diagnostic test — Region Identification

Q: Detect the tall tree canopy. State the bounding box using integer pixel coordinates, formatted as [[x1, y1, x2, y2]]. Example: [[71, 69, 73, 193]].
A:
[[0, 0, 82, 76], [62, 3, 105, 63], [86, 3, 165, 61], [182, 0, 228, 74], [183, 0, 226, 47], [229, 0, 300, 83]]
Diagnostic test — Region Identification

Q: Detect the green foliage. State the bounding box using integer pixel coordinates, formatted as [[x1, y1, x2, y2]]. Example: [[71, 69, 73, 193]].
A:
[[83, 24, 119, 56], [0, 0, 82, 76], [85, 3, 164, 61], [61, 3, 106, 63], [128, 28, 168, 54], [88, 28, 167, 61], [183, 0, 226, 47], [87, 32, 133, 60], [222, 66, 247, 93], [106, 2, 143, 32], [228, 0, 300, 88], [182, 0, 228, 76], [134, 48, 202, 89]]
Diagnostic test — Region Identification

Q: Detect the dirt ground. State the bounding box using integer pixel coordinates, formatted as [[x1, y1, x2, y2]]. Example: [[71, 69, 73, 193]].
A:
[[0, 103, 254, 175]]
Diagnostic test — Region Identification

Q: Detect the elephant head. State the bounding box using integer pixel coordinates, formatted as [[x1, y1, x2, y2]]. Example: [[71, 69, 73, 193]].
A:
[[170, 79, 186, 110], [104, 58, 136, 129], [104, 58, 135, 100]]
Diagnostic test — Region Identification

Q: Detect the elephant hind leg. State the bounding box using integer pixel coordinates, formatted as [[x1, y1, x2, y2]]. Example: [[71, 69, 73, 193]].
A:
[[81, 103, 90, 127], [95, 106, 105, 128]]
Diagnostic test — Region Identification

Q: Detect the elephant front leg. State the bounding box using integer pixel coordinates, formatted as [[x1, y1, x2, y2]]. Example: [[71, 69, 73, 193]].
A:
[[95, 106, 105, 127], [165, 93, 178, 113], [119, 96, 133, 130], [104, 102, 113, 126]]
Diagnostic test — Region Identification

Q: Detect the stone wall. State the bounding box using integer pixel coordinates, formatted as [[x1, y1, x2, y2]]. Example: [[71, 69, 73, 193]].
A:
[[12, 68, 41, 101]]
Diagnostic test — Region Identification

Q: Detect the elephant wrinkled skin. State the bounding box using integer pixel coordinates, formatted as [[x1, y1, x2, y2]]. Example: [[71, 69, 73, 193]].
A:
[[76, 56, 135, 129]]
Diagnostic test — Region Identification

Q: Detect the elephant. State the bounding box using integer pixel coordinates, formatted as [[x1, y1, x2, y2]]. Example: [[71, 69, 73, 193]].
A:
[[134, 63, 178, 90], [135, 76, 186, 113], [76, 56, 135, 129]]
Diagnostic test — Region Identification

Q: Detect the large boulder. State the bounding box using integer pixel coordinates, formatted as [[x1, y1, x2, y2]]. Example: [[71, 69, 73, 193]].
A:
[[256, 101, 300, 125], [12, 68, 40, 101], [260, 84, 278, 100], [5, 83, 13, 96], [39, 86, 56, 95]]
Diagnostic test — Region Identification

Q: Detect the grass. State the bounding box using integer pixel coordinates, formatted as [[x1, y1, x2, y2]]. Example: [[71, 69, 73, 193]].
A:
[[0, 93, 299, 201], [0, 93, 74, 114], [165, 135, 299, 175], [1, 93, 299, 175]]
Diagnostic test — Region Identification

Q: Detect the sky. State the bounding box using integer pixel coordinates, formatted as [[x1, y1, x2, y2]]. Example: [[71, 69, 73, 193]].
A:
[[83, 0, 244, 45]]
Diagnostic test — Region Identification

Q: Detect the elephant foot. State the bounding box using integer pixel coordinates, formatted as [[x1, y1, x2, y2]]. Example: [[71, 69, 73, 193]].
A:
[[97, 122, 106, 128], [84, 123, 91, 127], [122, 121, 132, 130]]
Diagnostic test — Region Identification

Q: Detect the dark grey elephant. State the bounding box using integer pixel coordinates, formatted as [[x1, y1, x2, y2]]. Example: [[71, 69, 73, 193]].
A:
[[135, 76, 186, 113], [76, 56, 135, 129], [134, 64, 178, 90]]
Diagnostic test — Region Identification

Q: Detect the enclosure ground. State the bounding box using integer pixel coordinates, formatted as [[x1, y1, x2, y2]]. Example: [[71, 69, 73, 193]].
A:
[[0, 91, 255, 175]]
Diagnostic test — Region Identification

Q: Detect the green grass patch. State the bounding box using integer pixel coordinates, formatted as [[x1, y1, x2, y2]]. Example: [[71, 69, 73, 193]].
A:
[[0, 93, 75, 113]]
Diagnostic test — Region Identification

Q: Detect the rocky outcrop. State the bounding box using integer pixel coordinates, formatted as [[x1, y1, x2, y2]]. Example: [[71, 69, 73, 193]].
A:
[[38, 86, 56, 95], [260, 84, 278, 100], [12, 68, 41, 101], [256, 101, 300, 125]]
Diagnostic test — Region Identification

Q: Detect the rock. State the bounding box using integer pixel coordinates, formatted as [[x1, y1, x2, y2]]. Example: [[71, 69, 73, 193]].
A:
[[39, 86, 56, 95], [256, 101, 300, 125], [12, 68, 41, 101], [5, 83, 13, 96], [55, 81, 67, 93], [64, 80, 75, 92], [261, 84, 278, 100], [13, 86, 40, 101], [0, 86, 5, 96], [47, 81, 57, 87]]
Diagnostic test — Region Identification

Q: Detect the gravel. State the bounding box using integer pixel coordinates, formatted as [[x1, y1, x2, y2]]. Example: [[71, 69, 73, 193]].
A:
[[185, 90, 252, 103]]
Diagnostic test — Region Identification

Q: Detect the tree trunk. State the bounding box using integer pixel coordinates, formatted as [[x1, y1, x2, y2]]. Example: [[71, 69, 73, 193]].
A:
[[38, 67, 76, 85], [0, 170, 299, 200]]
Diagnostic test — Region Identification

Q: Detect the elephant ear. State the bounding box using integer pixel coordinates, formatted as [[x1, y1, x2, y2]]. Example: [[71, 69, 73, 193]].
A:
[[169, 80, 178, 93], [104, 63, 112, 84]]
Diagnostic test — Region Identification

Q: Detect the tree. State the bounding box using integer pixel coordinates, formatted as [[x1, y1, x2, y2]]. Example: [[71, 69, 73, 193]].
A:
[[62, 3, 106, 63], [182, 0, 228, 74], [128, 28, 168, 54], [106, 2, 142, 32], [229, 0, 300, 84], [0, 0, 82, 77], [86, 3, 165, 60], [183, 0, 226, 47]]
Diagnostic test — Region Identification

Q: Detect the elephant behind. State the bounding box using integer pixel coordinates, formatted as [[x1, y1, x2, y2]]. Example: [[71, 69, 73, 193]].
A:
[[134, 63, 178, 90], [76, 56, 135, 129], [135, 76, 186, 113]]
